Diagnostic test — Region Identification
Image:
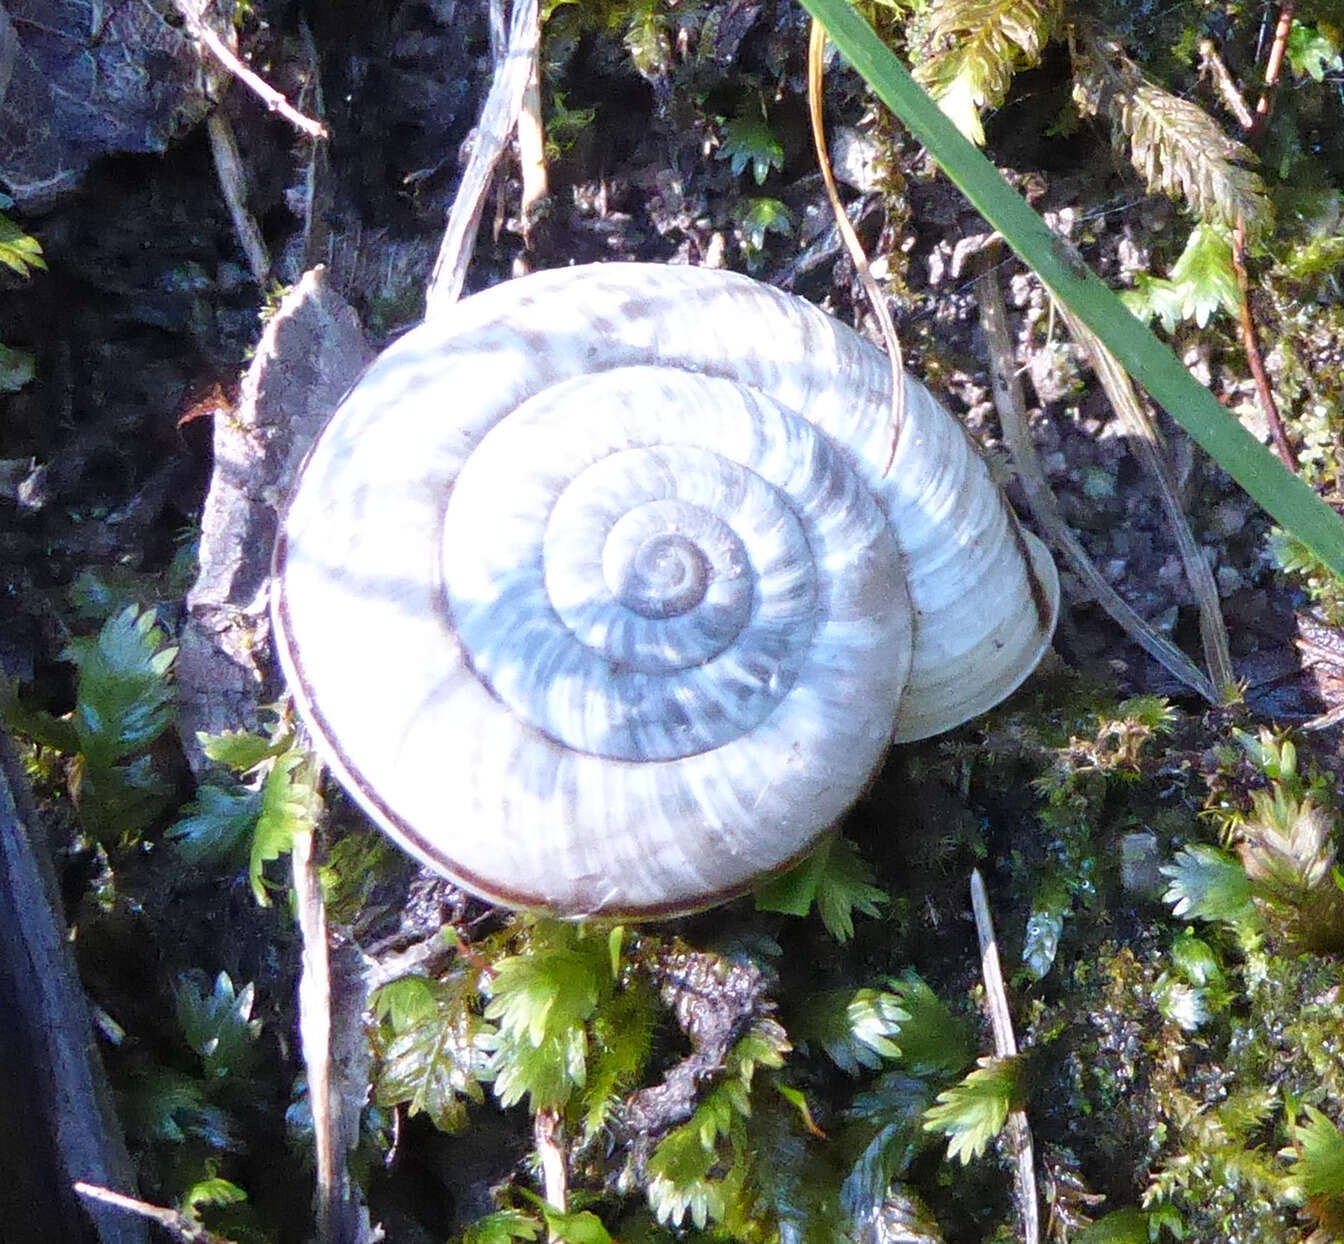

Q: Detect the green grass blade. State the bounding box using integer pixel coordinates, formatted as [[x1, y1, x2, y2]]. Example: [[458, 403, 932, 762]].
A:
[[799, 0, 1344, 577]]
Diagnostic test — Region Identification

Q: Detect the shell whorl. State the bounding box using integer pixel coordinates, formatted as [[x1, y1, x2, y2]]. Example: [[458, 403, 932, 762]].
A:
[[273, 262, 1058, 917]]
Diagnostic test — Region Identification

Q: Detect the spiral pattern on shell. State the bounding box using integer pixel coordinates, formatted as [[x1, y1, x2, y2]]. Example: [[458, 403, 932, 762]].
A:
[[273, 263, 1058, 917]]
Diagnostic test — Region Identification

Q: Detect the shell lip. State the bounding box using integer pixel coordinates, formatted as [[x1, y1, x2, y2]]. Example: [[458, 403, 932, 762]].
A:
[[273, 526, 830, 920], [890, 526, 1061, 744]]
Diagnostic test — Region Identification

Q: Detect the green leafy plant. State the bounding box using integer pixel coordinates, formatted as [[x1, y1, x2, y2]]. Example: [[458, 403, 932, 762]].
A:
[[1074, 1205, 1182, 1243], [1007, 694, 1177, 979], [911, 0, 1063, 147], [1285, 1106, 1344, 1238], [373, 970, 493, 1132], [1269, 529, 1344, 625], [180, 725, 319, 904], [908, 4, 1270, 235], [1069, 31, 1268, 236], [115, 972, 272, 1239], [0, 343, 35, 393], [731, 197, 794, 267], [463, 1207, 544, 1244], [754, 834, 889, 942], [1162, 843, 1256, 928], [175, 971, 263, 1083], [0, 206, 44, 276], [167, 782, 264, 871], [1125, 222, 1242, 331], [0, 198, 43, 393], [645, 1024, 793, 1228], [179, 1169, 249, 1227], [544, 91, 598, 158], [367, 918, 987, 1240], [485, 932, 611, 1112], [372, 920, 658, 1144], [829, 974, 978, 1217], [119, 1065, 240, 1151], [4, 605, 179, 843], [1164, 728, 1344, 953], [794, 985, 908, 1075], [922, 1054, 1019, 1164], [1285, 21, 1343, 83], [718, 99, 785, 185]]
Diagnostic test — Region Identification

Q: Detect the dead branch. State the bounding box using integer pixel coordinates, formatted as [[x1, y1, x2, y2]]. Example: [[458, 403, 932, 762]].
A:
[[970, 871, 1039, 1244], [426, 0, 540, 314], [171, 0, 328, 138]]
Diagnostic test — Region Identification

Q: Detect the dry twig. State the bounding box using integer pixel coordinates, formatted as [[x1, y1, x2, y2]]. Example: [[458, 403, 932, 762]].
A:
[[969, 871, 1039, 1244], [74, 1183, 232, 1244], [206, 113, 270, 284], [171, 0, 327, 138], [426, 0, 540, 314]]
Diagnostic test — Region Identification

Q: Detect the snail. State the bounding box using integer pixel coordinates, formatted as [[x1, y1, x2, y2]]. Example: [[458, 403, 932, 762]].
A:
[[272, 262, 1058, 919]]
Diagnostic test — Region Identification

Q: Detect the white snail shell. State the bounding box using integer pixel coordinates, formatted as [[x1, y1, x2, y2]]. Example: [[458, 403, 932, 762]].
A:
[[272, 263, 1058, 918]]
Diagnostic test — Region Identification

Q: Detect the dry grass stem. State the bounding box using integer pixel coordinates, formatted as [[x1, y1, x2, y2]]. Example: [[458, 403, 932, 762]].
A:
[[1051, 300, 1236, 698], [974, 263, 1220, 701], [807, 20, 905, 470]]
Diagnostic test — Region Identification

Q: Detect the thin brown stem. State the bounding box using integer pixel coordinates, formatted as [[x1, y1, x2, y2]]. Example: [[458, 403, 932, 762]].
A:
[[1232, 217, 1296, 470], [808, 20, 905, 471], [1198, 38, 1255, 130], [1249, 2, 1296, 142], [1218, 10, 1298, 474]]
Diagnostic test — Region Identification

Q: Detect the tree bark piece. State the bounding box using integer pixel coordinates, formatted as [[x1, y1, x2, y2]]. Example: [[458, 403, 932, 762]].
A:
[[0, 732, 146, 1244], [178, 267, 372, 772]]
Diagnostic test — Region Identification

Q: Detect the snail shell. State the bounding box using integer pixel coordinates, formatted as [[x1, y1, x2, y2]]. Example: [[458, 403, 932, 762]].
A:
[[272, 263, 1058, 918]]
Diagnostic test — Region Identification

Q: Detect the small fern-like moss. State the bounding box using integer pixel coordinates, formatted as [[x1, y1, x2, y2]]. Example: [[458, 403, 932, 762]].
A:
[[1070, 29, 1270, 236]]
